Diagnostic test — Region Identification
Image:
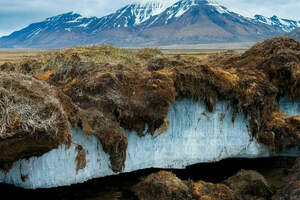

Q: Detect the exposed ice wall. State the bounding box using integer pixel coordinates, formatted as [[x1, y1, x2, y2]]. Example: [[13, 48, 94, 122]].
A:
[[0, 99, 278, 189], [279, 95, 300, 115]]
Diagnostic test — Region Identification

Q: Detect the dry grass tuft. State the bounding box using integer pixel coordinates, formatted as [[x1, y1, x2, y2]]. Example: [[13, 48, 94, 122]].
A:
[[0, 72, 72, 169]]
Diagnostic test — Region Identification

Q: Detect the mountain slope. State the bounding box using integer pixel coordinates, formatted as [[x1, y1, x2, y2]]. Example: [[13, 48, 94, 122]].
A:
[[0, 0, 292, 48], [288, 27, 300, 41], [0, 12, 97, 48]]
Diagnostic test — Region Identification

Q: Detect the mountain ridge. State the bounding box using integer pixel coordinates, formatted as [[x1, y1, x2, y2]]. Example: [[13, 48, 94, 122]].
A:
[[0, 0, 298, 48]]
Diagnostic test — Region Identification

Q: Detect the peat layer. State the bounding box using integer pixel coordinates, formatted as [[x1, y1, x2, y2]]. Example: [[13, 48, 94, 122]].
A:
[[0, 37, 299, 172]]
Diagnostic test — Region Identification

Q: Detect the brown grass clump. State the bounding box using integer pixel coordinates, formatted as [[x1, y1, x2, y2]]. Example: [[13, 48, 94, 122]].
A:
[[132, 171, 194, 200], [191, 181, 236, 200], [217, 36, 300, 101], [225, 170, 273, 200], [261, 111, 300, 152], [0, 72, 72, 170]]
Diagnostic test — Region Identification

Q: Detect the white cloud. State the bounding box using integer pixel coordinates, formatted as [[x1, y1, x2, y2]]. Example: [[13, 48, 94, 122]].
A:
[[218, 0, 300, 19]]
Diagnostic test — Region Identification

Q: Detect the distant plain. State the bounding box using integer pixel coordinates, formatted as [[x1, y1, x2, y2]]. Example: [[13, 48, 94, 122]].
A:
[[0, 49, 51, 64], [0, 42, 251, 64]]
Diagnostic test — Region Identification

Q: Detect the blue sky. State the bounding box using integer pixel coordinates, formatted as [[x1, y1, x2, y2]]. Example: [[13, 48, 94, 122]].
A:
[[0, 0, 299, 36]]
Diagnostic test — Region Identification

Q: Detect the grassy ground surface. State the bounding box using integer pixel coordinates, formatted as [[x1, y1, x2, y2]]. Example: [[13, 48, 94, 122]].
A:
[[0, 48, 244, 65], [0, 41, 252, 64]]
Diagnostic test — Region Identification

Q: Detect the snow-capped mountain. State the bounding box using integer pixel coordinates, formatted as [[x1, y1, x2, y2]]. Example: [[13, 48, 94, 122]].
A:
[[0, 0, 295, 48], [134, 0, 284, 44], [254, 15, 300, 32]]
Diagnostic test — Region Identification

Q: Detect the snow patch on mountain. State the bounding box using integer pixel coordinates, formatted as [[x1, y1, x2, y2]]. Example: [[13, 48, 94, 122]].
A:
[[153, 0, 233, 25], [26, 28, 42, 39], [206, 0, 230, 14], [77, 20, 93, 28], [66, 16, 84, 23], [254, 15, 300, 32], [46, 11, 81, 22], [113, 1, 168, 27]]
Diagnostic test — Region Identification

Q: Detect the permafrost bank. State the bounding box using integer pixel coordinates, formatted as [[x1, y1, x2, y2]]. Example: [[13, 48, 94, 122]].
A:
[[0, 98, 299, 189]]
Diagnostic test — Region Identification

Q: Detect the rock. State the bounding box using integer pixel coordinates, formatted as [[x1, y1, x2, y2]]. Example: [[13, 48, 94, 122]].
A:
[[225, 169, 273, 200], [132, 171, 235, 200], [272, 158, 300, 200]]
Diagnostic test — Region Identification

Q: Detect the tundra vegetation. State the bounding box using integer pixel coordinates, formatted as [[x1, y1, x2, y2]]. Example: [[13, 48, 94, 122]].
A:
[[0, 37, 299, 199]]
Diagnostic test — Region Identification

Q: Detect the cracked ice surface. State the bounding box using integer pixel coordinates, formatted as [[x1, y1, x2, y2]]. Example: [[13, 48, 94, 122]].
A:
[[0, 99, 271, 189]]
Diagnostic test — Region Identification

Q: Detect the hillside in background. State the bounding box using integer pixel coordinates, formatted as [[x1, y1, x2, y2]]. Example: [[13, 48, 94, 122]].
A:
[[0, 0, 299, 48], [288, 27, 300, 41]]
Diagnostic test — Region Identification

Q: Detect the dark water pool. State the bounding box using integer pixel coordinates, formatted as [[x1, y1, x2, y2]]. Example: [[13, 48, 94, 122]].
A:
[[0, 157, 295, 200]]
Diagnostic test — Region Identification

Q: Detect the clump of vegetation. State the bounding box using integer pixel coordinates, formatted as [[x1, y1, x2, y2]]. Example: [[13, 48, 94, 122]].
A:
[[132, 171, 194, 200], [0, 72, 72, 170], [225, 169, 273, 200]]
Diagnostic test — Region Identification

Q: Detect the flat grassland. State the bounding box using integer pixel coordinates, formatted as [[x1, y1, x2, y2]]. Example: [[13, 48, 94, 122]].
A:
[[0, 49, 52, 64], [0, 48, 245, 65], [0, 42, 252, 64]]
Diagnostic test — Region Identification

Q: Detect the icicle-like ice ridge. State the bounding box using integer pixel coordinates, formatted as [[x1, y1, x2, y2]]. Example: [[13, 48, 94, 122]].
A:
[[0, 99, 280, 189]]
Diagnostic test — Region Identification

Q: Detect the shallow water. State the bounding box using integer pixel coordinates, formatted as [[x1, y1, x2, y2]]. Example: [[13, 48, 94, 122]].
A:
[[0, 157, 295, 200]]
